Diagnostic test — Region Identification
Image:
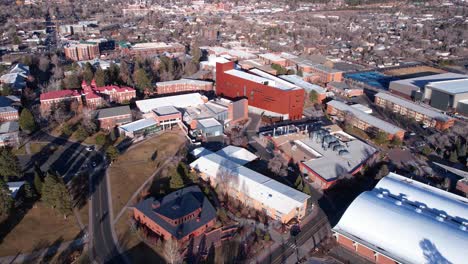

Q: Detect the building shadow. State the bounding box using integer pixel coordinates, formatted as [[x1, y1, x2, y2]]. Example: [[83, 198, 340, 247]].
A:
[[419, 238, 452, 264]]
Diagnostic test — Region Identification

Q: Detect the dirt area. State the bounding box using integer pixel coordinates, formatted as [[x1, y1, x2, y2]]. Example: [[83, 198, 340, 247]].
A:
[[383, 66, 445, 77], [109, 131, 187, 217], [0, 202, 81, 256]]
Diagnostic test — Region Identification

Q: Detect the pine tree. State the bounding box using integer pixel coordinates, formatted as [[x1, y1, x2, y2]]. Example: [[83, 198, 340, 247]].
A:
[[0, 178, 13, 219], [82, 63, 94, 83], [134, 68, 152, 93], [294, 176, 303, 188], [106, 145, 119, 162], [303, 183, 312, 195], [170, 171, 184, 190], [94, 68, 107, 87], [24, 181, 37, 200], [0, 147, 20, 181], [449, 150, 459, 163], [19, 108, 37, 133], [42, 173, 73, 218]]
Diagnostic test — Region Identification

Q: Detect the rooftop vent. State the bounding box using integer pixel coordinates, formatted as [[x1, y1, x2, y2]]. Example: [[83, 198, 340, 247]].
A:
[[460, 225, 467, 231], [415, 208, 422, 213], [436, 216, 445, 222], [382, 191, 389, 196], [377, 193, 384, 199], [395, 200, 402, 206]]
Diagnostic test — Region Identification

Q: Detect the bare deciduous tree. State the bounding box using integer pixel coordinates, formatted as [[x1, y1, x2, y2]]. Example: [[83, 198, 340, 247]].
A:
[[163, 238, 182, 264]]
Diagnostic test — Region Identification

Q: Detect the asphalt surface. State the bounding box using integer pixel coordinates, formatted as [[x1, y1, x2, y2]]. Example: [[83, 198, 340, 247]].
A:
[[90, 155, 126, 264]]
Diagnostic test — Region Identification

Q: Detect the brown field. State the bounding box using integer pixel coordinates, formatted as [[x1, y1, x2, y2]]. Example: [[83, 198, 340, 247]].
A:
[[108, 131, 186, 217], [383, 66, 445, 77], [0, 202, 81, 256]]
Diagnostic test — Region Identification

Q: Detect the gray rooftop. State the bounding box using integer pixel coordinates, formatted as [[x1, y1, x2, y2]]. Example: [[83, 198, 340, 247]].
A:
[[279, 75, 326, 93], [198, 118, 222, 128], [156, 78, 212, 86], [301, 136, 377, 181], [390, 73, 468, 89], [426, 79, 468, 95], [328, 81, 350, 90], [327, 100, 405, 134], [0, 121, 19, 134], [153, 105, 180, 116], [375, 92, 452, 121], [96, 106, 131, 119]]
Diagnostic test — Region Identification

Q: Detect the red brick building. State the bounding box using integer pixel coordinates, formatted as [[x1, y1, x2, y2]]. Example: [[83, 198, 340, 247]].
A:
[[95, 105, 132, 130], [123, 42, 185, 57], [0, 107, 19, 122], [40, 80, 136, 112], [216, 61, 304, 120], [133, 186, 217, 242], [155, 79, 213, 95], [299, 63, 343, 84]]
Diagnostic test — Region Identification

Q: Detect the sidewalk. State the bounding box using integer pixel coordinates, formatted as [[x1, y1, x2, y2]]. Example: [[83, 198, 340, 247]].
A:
[[0, 238, 87, 264]]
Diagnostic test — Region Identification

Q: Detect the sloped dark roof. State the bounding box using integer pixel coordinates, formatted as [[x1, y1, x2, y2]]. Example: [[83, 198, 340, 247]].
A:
[[135, 186, 216, 240]]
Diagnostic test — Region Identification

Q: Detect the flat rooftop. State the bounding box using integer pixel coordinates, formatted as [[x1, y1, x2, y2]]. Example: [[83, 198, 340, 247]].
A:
[[224, 69, 299, 91], [301, 134, 377, 181], [136, 93, 205, 113], [426, 79, 468, 94], [375, 92, 452, 121], [156, 78, 212, 86], [328, 100, 405, 134], [153, 105, 180, 116], [279, 74, 326, 93], [390, 72, 467, 89]]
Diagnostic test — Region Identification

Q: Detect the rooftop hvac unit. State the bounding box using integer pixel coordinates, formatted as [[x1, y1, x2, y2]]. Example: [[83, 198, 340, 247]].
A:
[[338, 149, 349, 156]]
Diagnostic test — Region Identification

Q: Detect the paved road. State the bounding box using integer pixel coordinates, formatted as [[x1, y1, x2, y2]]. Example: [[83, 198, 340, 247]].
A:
[[89, 153, 126, 264]]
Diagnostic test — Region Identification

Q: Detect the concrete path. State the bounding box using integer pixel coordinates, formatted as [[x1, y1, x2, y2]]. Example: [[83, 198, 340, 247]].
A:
[[0, 238, 87, 264]]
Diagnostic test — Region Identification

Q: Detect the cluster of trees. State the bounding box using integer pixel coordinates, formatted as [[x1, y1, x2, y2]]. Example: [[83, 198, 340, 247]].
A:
[[268, 153, 288, 177], [169, 162, 197, 190], [271, 63, 294, 75], [294, 176, 312, 195], [0, 147, 21, 181], [424, 126, 467, 164]]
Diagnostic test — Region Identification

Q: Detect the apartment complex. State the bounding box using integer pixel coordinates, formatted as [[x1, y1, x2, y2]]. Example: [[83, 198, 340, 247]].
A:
[[333, 173, 468, 264], [216, 61, 305, 120], [190, 146, 310, 223], [155, 79, 213, 95], [327, 100, 406, 140], [64, 42, 100, 61], [374, 92, 454, 130]]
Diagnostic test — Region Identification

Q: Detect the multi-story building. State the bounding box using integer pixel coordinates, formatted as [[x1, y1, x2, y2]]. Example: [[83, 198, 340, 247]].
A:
[[327, 100, 406, 140], [123, 42, 185, 57], [134, 186, 217, 241], [152, 106, 183, 130], [155, 79, 213, 95], [190, 146, 310, 224], [374, 92, 454, 130], [64, 42, 100, 61], [216, 61, 305, 120], [258, 53, 287, 67], [333, 173, 468, 264], [95, 106, 132, 130], [0, 96, 20, 122], [40, 80, 135, 112], [424, 79, 468, 114], [327, 82, 363, 98], [299, 63, 343, 84], [0, 121, 20, 147]]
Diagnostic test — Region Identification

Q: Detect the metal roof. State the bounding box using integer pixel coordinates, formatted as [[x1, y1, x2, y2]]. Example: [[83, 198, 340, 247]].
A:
[[153, 105, 180, 116], [327, 100, 405, 134], [333, 173, 468, 264], [136, 93, 205, 113], [374, 92, 452, 121], [0, 121, 19, 134], [197, 118, 222, 128], [279, 75, 327, 94], [118, 118, 157, 133], [426, 79, 468, 95], [96, 106, 131, 119]]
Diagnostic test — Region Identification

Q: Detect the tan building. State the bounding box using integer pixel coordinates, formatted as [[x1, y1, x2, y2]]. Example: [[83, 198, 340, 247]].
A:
[[374, 92, 455, 130], [64, 43, 100, 61]]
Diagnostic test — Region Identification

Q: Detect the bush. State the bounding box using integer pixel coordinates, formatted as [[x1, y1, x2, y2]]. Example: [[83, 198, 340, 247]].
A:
[[75, 126, 89, 141], [95, 134, 107, 145], [61, 124, 73, 136], [264, 232, 271, 241]]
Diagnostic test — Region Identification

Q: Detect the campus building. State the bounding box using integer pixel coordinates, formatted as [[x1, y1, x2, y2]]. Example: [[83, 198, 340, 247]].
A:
[[0, 121, 20, 147], [374, 92, 454, 130], [327, 100, 406, 140], [327, 82, 363, 98], [333, 173, 468, 264], [424, 79, 468, 114], [279, 74, 327, 102], [298, 63, 343, 84], [95, 106, 132, 130], [155, 79, 213, 95], [0, 96, 20, 122], [216, 61, 305, 120], [40, 80, 136, 112], [64, 42, 100, 61], [190, 146, 310, 223], [124, 42, 185, 57], [134, 186, 217, 242]]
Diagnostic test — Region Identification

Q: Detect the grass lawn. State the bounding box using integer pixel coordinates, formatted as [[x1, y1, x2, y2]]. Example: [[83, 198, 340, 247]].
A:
[[30, 142, 48, 154], [0, 202, 81, 256], [109, 131, 186, 217]]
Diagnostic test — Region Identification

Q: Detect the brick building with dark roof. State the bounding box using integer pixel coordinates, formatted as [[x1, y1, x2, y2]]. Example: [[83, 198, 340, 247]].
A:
[[133, 186, 217, 241], [95, 105, 132, 130]]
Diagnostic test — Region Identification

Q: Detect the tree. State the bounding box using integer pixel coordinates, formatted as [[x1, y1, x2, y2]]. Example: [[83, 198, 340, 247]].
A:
[[449, 150, 458, 163], [170, 171, 184, 190], [33, 171, 43, 196], [457, 143, 466, 159], [19, 108, 37, 133], [82, 63, 94, 83], [163, 238, 182, 264], [24, 181, 37, 200], [0, 147, 20, 181], [391, 137, 402, 147], [0, 179, 13, 220], [95, 134, 107, 146], [106, 146, 119, 162], [376, 164, 389, 179], [303, 183, 312, 195], [190, 44, 202, 64], [421, 145, 432, 156], [309, 90, 319, 103], [133, 68, 152, 93], [268, 153, 288, 176], [41, 172, 73, 218], [75, 126, 89, 141], [65, 74, 81, 89], [374, 131, 389, 145], [94, 68, 106, 87]]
